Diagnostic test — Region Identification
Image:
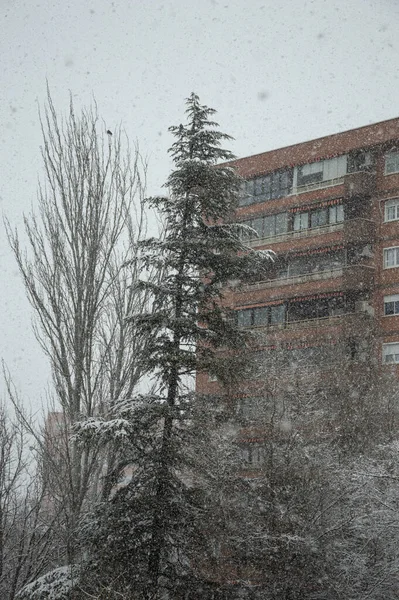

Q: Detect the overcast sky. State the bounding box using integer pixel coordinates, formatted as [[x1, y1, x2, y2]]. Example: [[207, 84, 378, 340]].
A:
[[1, 0, 399, 412]]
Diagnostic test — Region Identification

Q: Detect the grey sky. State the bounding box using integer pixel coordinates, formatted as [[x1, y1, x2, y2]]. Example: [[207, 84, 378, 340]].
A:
[[1, 0, 399, 411]]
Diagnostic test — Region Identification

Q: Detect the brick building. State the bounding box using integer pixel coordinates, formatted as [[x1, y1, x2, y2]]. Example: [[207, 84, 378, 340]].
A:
[[192, 118, 399, 593], [195, 116, 399, 469]]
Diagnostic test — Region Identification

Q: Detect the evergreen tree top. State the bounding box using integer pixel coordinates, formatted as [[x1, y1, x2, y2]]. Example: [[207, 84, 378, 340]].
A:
[[168, 92, 235, 165]]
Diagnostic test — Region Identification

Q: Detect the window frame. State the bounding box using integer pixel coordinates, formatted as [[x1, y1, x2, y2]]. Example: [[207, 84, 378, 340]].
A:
[[384, 198, 399, 222], [294, 155, 347, 192], [240, 443, 265, 467], [329, 204, 344, 224], [382, 342, 399, 364], [385, 151, 399, 175], [238, 169, 293, 206], [294, 211, 309, 231], [383, 246, 399, 269], [347, 150, 373, 173], [240, 212, 289, 240], [384, 294, 399, 316], [310, 207, 328, 228], [236, 304, 286, 328], [237, 396, 265, 422], [293, 203, 344, 233]]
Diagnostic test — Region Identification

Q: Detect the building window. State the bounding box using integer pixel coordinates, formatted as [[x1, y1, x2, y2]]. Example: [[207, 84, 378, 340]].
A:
[[253, 306, 269, 327], [294, 155, 347, 192], [384, 247, 399, 268], [293, 204, 344, 232], [237, 397, 264, 421], [382, 342, 399, 364], [240, 443, 265, 467], [329, 203, 344, 223], [294, 211, 309, 231], [239, 169, 293, 206], [310, 207, 328, 228], [287, 249, 344, 278], [385, 198, 399, 222], [240, 212, 288, 240], [236, 304, 286, 328], [384, 294, 399, 316], [270, 304, 286, 324], [288, 295, 345, 322], [347, 150, 373, 173], [237, 309, 252, 327], [251, 217, 264, 237], [297, 162, 324, 187], [385, 151, 399, 175]]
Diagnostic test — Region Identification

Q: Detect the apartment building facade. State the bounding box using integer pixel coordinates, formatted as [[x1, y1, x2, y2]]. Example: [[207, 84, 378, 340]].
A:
[[195, 117, 399, 471]]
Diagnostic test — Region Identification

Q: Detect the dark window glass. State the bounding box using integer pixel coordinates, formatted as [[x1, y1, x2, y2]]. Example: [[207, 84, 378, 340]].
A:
[[262, 175, 271, 199], [239, 179, 253, 206], [294, 212, 309, 231], [384, 295, 399, 316], [256, 177, 265, 196], [311, 208, 328, 228], [252, 217, 264, 237], [263, 215, 274, 238], [329, 204, 344, 223], [270, 173, 279, 198], [280, 170, 293, 195], [237, 309, 252, 327], [270, 304, 285, 324], [239, 170, 293, 206], [329, 296, 345, 315], [253, 307, 269, 326], [347, 150, 373, 173], [275, 212, 288, 235], [240, 212, 288, 240], [385, 152, 399, 175], [385, 302, 394, 315], [297, 164, 324, 187]]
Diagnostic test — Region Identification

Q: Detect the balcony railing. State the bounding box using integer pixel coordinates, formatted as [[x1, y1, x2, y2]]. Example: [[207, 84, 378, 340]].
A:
[[344, 171, 376, 197], [246, 267, 343, 290], [343, 218, 375, 244], [293, 176, 345, 194], [247, 311, 373, 333], [243, 263, 374, 292], [282, 311, 372, 331], [248, 216, 376, 249], [247, 221, 344, 247]]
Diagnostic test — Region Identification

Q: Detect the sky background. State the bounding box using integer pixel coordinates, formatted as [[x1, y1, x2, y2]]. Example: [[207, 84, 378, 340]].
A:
[[1, 0, 399, 413]]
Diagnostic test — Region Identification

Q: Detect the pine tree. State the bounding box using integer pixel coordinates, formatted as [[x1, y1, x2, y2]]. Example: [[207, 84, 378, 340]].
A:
[[76, 93, 273, 599], [138, 93, 272, 596]]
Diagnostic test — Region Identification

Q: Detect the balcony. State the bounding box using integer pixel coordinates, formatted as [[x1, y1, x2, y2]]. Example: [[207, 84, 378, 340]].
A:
[[344, 171, 376, 197], [245, 311, 373, 342], [247, 221, 344, 248], [343, 218, 376, 245], [282, 311, 373, 332], [243, 262, 374, 294], [247, 216, 375, 250], [246, 267, 343, 291], [343, 264, 374, 291], [293, 176, 345, 195]]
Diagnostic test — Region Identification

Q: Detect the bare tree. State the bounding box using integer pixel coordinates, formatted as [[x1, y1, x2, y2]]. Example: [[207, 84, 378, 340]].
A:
[[0, 398, 60, 600], [5, 90, 159, 562]]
